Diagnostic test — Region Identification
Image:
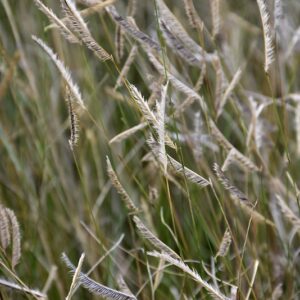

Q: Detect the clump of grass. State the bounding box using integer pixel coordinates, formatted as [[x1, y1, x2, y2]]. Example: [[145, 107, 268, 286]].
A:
[[62, 253, 136, 300], [0, 205, 21, 269], [1, 0, 300, 298], [215, 227, 232, 259]]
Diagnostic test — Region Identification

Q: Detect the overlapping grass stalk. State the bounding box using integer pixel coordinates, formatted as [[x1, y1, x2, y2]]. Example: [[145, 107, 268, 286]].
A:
[[0, 0, 300, 299]]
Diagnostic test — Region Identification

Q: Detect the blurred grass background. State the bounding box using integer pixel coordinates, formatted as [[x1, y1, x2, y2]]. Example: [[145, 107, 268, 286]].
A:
[[1, 0, 300, 299]]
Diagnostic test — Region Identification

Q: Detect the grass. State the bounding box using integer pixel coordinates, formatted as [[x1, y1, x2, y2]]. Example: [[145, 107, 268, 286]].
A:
[[0, 0, 300, 299]]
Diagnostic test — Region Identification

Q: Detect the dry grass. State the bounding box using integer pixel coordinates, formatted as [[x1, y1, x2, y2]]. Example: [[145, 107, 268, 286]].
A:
[[0, 0, 300, 299]]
